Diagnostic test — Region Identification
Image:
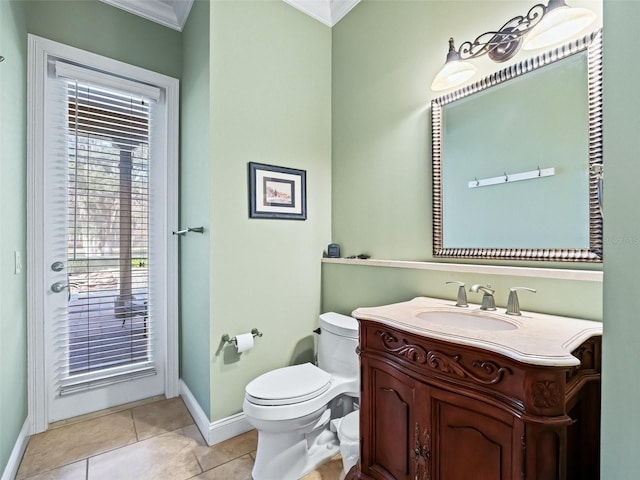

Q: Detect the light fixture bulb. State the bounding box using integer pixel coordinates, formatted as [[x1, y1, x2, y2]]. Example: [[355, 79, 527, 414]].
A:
[[523, 3, 596, 51], [431, 60, 478, 91], [431, 38, 478, 91]]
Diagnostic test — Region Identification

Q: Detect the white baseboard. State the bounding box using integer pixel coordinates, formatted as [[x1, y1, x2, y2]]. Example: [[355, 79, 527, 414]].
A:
[[1, 419, 30, 480], [179, 379, 252, 447]]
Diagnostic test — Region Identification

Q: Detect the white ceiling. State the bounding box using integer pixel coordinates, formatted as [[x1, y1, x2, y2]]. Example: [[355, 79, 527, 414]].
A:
[[100, 0, 360, 30]]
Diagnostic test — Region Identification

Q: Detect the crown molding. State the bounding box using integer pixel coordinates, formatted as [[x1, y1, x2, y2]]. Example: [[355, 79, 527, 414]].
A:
[[100, 0, 194, 31], [101, 0, 357, 30], [283, 0, 360, 27]]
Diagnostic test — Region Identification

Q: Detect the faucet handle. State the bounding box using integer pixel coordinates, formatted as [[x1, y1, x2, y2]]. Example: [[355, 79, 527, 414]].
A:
[[506, 287, 536, 316], [446, 281, 468, 308]]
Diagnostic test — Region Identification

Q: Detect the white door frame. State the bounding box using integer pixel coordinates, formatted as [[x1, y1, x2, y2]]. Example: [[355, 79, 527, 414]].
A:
[[26, 34, 179, 434]]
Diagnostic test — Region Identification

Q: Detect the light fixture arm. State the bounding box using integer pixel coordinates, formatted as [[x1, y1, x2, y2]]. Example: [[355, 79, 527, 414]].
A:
[[454, 2, 551, 63]]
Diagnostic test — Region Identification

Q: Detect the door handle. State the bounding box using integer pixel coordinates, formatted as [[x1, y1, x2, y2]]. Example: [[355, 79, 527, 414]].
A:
[[51, 282, 69, 293], [51, 281, 77, 301]]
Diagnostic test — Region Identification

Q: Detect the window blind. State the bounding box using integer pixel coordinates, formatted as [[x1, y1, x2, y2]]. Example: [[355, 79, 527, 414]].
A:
[[55, 61, 161, 101], [50, 63, 157, 395]]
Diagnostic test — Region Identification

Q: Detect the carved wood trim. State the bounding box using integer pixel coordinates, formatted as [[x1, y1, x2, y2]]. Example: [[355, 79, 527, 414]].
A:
[[413, 422, 420, 480], [413, 423, 431, 480], [573, 343, 595, 364], [376, 330, 512, 385], [567, 343, 595, 382], [532, 381, 561, 408]]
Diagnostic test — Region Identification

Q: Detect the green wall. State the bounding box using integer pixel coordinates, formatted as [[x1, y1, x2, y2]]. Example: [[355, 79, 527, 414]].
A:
[[208, 0, 332, 420], [326, 0, 604, 321], [0, 0, 28, 474], [601, 1, 640, 477], [180, 0, 211, 419], [25, 0, 182, 79]]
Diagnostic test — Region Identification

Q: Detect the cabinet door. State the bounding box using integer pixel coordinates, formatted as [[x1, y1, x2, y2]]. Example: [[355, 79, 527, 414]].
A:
[[361, 359, 429, 480], [430, 389, 523, 480]]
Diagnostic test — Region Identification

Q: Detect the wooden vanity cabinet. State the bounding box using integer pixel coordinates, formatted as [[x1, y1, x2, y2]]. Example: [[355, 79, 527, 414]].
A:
[[347, 320, 601, 480]]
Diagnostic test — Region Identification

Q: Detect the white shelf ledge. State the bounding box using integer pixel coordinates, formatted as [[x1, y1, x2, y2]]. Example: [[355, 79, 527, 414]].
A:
[[321, 257, 603, 282]]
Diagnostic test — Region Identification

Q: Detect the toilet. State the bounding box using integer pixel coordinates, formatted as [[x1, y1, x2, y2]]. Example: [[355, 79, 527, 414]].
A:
[[243, 312, 360, 480], [331, 409, 360, 479]]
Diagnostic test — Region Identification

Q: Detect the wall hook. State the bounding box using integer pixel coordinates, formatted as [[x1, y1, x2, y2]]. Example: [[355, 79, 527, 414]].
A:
[[468, 167, 555, 189]]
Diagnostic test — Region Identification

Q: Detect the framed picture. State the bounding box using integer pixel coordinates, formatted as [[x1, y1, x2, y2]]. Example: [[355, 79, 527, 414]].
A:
[[248, 162, 307, 220]]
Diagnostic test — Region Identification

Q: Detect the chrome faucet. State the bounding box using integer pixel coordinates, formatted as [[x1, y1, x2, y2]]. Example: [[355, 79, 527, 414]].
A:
[[506, 287, 536, 315], [446, 281, 468, 308], [469, 284, 496, 311]]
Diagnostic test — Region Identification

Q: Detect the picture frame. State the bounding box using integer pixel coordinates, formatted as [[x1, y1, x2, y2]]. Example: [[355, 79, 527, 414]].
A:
[[248, 162, 307, 220]]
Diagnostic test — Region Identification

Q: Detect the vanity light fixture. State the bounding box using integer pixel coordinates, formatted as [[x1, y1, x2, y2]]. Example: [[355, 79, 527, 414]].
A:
[[523, 0, 597, 50], [431, 0, 596, 91]]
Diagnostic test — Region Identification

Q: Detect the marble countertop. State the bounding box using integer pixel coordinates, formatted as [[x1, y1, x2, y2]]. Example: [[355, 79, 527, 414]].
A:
[[352, 296, 602, 367]]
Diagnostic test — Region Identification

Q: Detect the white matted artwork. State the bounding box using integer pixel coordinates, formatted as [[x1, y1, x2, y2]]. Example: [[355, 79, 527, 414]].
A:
[[248, 162, 307, 220]]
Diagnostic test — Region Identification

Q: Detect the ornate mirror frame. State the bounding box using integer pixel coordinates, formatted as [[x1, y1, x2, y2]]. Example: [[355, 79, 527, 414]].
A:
[[432, 30, 603, 262]]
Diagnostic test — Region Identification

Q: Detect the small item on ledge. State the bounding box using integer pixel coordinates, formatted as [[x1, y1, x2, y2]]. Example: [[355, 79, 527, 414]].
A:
[[357, 254, 370, 259], [327, 243, 341, 258]]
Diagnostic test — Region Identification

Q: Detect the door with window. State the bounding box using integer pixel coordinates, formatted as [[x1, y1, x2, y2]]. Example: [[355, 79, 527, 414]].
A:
[[28, 36, 179, 426]]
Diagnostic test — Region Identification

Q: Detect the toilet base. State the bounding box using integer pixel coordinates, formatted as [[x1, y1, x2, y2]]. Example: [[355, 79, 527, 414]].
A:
[[251, 413, 340, 480], [331, 409, 360, 478], [245, 388, 358, 480]]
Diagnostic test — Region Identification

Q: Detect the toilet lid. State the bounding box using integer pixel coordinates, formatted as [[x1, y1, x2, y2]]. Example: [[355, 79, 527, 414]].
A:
[[339, 410, 360, 441], [245, 363, 332, 406]]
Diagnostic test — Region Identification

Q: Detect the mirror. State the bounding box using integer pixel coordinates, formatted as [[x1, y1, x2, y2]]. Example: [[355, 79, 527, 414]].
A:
[[432, 30, 602, 262]]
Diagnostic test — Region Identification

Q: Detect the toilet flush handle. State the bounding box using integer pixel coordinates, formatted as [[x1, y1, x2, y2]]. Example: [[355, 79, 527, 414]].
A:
[[313, 328, 321, 334]]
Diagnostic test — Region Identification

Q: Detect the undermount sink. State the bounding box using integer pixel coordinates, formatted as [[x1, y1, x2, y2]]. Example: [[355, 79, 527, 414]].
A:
[[416, 310, 518, 331]]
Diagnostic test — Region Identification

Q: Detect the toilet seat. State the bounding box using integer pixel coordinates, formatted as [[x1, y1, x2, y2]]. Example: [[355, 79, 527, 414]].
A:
[[246, 363, 332, 406]]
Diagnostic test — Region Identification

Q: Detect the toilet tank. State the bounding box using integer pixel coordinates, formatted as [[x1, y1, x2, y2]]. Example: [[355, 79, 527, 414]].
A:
[[317, 312, 359, 379]]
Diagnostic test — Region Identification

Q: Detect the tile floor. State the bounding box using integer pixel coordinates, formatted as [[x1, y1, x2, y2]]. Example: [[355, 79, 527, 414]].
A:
[[16, 396, 343, 480]]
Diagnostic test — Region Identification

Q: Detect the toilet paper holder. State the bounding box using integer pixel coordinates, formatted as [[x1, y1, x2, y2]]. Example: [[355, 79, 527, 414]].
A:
[[221, 328, 263, 346]]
